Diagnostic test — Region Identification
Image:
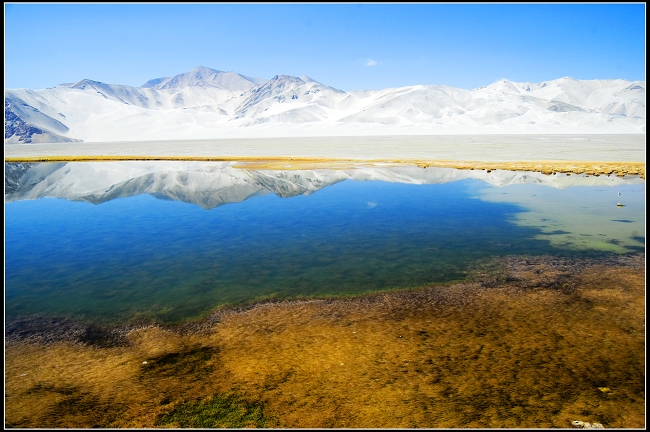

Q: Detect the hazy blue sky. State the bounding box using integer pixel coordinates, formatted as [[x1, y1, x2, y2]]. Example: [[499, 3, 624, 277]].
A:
[[4, 3, 646, 91]]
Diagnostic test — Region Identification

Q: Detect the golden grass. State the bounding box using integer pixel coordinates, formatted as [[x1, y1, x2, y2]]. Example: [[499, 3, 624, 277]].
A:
[[4, 256, 645, 428], [3, 155, 645, 178]]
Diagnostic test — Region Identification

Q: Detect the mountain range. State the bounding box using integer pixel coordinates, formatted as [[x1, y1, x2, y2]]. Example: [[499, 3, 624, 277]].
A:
[[4, 66, 646, 144]]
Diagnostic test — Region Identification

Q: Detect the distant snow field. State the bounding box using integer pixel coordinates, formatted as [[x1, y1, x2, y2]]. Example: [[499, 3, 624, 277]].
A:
[[4, 66, 646, 145], [4, 134, 645, 164]]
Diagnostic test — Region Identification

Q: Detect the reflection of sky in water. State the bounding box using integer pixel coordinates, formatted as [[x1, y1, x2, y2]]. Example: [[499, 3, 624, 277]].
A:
[[4, 167, 645, 325]]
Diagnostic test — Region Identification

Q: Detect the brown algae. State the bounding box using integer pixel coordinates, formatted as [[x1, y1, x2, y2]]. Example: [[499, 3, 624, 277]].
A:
[[4, 254, 645, 428]]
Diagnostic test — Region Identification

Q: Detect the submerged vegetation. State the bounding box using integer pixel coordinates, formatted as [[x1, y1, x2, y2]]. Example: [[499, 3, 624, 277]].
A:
[[4, 254, 645, 428], [154, 393, 277, 428]]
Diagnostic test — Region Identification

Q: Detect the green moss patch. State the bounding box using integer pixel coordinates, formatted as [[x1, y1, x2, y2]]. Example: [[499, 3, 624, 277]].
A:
[[154, 393, 277, 428]]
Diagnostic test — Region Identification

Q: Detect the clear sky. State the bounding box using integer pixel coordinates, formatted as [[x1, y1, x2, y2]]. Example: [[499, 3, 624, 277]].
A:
[[3, 2, 646, 91]]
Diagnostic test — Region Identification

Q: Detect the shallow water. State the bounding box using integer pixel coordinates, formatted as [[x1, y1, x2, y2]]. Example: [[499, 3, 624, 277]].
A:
[[4, 162, 645, 325]]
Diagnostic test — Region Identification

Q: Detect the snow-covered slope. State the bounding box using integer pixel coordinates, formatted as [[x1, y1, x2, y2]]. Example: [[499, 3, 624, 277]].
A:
[[141, 66, 267, 92], [5, 66, 645, 143], [6, 161, 643, 209]]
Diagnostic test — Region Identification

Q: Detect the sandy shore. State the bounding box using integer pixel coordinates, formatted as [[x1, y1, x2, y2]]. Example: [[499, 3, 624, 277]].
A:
[[5, 134, 646, 177]]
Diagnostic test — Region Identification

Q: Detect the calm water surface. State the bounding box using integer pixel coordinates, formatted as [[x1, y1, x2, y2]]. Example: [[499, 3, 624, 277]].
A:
[[4, 162, 645, 324]]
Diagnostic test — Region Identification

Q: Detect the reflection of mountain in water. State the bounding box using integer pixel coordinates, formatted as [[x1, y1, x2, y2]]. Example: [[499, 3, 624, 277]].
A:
[[4, 161, 644, 209]]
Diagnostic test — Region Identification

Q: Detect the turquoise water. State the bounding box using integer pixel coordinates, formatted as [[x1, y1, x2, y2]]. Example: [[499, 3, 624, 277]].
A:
[[4, 163, 645, 325]]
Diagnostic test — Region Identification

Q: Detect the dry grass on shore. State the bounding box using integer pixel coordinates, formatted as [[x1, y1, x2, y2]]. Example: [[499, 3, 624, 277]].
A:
[[4, 255, 645, 428], [3, 155, 646, 178]]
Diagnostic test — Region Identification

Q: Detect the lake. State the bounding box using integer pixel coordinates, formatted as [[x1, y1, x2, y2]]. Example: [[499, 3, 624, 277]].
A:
[[4, 161, 645, 325]]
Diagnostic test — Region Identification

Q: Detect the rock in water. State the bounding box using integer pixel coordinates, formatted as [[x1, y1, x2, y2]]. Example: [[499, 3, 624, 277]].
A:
[[572, 420, 605, 429]]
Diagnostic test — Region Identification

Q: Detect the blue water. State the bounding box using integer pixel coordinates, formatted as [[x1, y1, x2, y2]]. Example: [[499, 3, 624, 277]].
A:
[[4, 173, 644, 325]]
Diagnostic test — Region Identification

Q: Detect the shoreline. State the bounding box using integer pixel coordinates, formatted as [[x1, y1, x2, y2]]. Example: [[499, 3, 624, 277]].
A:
[[6, 134, 645, 177], [5, 252, 645, 428], [4, 252, 645, 347], [4, 156, 646, 178]]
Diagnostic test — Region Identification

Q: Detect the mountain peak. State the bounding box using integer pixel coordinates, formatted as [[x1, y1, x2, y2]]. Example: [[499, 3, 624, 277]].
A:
[[270, 75, 306, 83], [141, 66, 266, 92], [189, 65, 223, 77], [68, 79, 102, 90]]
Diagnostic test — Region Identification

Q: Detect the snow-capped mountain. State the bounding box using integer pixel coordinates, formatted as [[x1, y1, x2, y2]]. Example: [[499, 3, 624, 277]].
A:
[[4, 66, 645, 144], [141, 66, 267, 92], [5, 161, 643, 209]]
